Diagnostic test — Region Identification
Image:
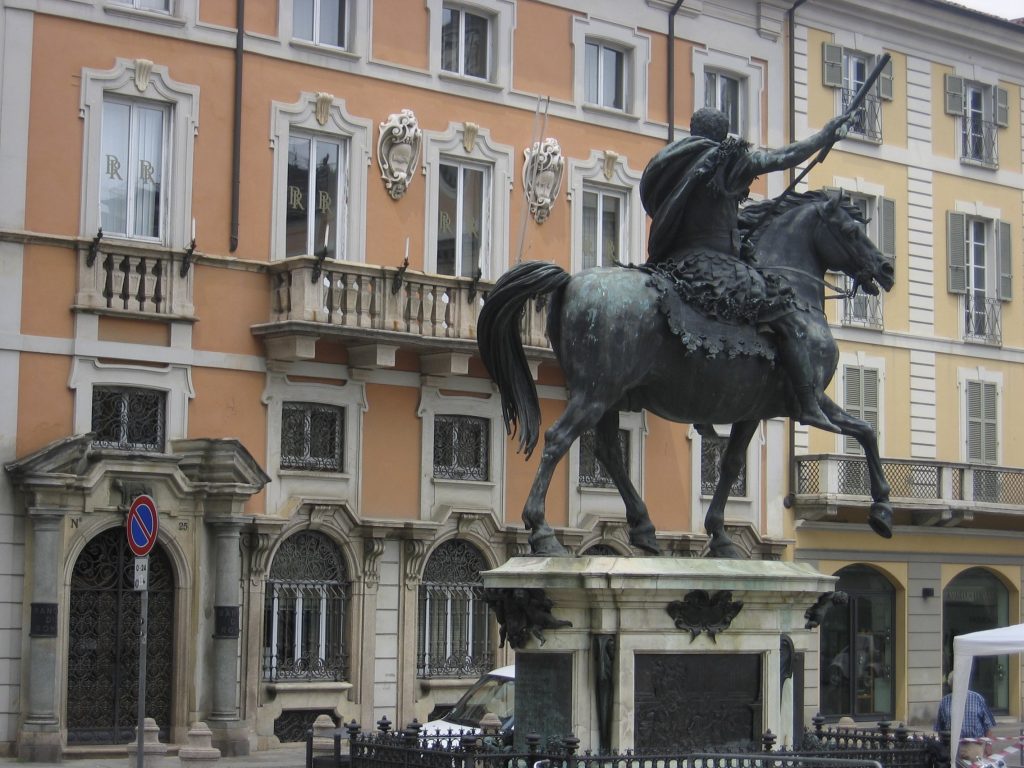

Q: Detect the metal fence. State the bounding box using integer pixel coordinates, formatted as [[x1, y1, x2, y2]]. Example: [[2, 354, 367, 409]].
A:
[[312, 717, 943, 768]]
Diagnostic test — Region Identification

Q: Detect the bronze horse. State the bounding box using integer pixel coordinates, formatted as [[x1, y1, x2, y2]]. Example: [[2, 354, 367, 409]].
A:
[[477, 191, 896, 557]]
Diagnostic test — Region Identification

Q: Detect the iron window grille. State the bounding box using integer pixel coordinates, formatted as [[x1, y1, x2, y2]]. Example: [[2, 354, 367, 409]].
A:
[[842, 282, 884, 329], [700, 433, 746, 496], [91, 386, 166, 452], [280, 402, 344, 472], [417, 539, 492, 678], [433, 415, 489, 481], [961, 294, 1002, 345], [841, 88, 882, 142], [961, 115, 998, 167], [579, 429, 630, 487], [262, 531, 349, 682]]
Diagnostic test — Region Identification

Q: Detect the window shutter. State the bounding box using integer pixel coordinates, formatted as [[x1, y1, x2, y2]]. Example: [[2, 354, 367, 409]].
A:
[[966, 381, 999, 464], [879, 197, 896, 258], [966, 380, 982, 461], [844, 366, 862, 454], [944, 74, 964, 115], [997, 220, 1012, 300], [983, 382, 998, 465], [947, 211, 967, 294], [994, 86, 1009, 128], [823, 43, 843, 88], [878, 57, 894, 101]]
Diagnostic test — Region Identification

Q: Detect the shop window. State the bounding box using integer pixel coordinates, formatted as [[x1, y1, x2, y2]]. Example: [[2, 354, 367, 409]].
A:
[[943, 568, 1009, 712]]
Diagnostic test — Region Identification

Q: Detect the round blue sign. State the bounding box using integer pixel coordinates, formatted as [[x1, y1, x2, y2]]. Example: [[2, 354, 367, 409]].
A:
[[127, 495, 159, 557]]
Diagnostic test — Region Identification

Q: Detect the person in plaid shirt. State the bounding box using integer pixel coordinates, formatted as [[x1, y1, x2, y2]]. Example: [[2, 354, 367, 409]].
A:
[[936, 671, 996, 762]]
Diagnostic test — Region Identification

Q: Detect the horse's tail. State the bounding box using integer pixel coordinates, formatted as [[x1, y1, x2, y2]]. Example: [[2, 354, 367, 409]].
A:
[[478, 261, 570, 458]]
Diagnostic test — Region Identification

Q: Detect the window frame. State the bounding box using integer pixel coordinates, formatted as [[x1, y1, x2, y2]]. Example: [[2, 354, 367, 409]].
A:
[[571, 16, 649, 120], [432, 414, 490, 481], [958, 368, 1001, 466], [80, 58, 199, 248], [567, 150, 644, 274], [291, 0, 348, 50], [703, 70, 742, 136], [423, 123, 512, 280], [428, 0, 513, 91], [580, 183, 626, 270], [947, 204, 1011, 345], [441, 4, 491, 80], [280, 401, 345, 472], [693, 48, 763, 144], [90, 384, 168, 452], [822, 44, 890, 144], [689, 422, 762, 532], [567, 411, 645, 530], [584, 38, 626, 111], [270, 93, 372, 263], [945, 74, 1008, 168], [435, 158, 491, 278], [284, 131, 347, 260]]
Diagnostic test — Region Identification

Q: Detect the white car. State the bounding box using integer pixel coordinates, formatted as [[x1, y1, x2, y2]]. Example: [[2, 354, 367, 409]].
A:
[[421, 665, 515, 745]]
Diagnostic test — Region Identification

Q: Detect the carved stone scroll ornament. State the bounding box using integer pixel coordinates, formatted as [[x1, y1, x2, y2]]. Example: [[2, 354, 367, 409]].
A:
[[484, 587, 572, 650], [803, 590, 849, 629], [666, 589, 743, 641], [377, 109, 423, 200], [522, 138, 564, 224]]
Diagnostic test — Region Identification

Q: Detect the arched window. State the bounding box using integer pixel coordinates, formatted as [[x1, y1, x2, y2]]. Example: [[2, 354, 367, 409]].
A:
[[943, 568, 1009, 712], [819, 565, 895, 720], [417, 539, 493, 678], [263, 531, 349, 681]]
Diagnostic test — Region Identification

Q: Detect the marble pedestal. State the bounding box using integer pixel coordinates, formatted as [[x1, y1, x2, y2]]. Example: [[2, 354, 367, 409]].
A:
[[482, 556, 836, 753]]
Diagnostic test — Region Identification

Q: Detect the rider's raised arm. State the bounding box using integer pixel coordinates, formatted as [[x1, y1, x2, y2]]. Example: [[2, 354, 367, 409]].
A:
[[746, 114, 851, 176]]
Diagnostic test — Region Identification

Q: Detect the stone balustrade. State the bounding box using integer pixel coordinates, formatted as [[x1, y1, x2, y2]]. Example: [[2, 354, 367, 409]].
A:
[[76, 238, 195, 318]]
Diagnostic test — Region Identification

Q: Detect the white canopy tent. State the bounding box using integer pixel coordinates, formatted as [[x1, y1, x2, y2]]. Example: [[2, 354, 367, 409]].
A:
[[950, 623, 1024, 768]]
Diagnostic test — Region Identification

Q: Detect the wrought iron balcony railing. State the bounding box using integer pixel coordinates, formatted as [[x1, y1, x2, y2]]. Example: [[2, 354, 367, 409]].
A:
[[258, 258, 551, 357], [841, 88, 883, 142], [961, 294, 1001, 345], [76, 237, 195, 317], [794, 454, 1024, 524], [842, 291, 884, 329], [960, 116, 998, 167]]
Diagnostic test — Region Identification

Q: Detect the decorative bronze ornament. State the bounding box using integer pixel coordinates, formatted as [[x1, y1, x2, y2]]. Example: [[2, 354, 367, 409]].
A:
[[666, 589, 743, 640], [804, 590, 849, 629], [484, 587, 572, 649]]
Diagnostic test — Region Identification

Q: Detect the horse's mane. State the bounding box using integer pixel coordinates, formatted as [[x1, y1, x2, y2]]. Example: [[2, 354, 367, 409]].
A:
[[738, 190, 867, 251]]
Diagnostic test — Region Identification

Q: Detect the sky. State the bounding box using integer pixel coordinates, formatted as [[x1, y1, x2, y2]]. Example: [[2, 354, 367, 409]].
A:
[[949, 0, 1021, 19]]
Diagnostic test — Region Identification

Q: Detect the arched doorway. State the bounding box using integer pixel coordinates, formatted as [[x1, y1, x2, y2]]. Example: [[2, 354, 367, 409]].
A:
[[66, 527, 175, 744], [819, 565, 895, 720], [943, 568, 1009, 712]]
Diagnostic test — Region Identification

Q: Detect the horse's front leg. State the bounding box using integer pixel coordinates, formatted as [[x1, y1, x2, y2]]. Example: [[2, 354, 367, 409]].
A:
[[704, 420, 759, 558], [524, 397, 606, 555], [592, 411, 658, 554], [819, 396, 893, 538]]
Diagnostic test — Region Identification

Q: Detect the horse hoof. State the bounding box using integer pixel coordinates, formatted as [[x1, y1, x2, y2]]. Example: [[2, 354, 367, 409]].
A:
[[529, 529, 569, 556], [868, 502, 893, 539], [708, 534, 745, 559], [629, 525, 661, 555]]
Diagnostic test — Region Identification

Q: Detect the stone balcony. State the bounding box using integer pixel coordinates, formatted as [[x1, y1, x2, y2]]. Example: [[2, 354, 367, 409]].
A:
[[793, 453, 1024, 527], [251, 257, 553, 376]]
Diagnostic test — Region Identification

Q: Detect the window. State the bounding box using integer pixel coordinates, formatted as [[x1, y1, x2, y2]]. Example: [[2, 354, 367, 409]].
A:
[[441, 5, 489, 79], [280, 402, 343, 472], [700, 432, 746, 497], [436, 160, 488, 277], [704, 71, 741, 135], [293, 0, 346, 48], [585, 40, 625, 110], [113, 0, 170, 11], [270, 94, 371, 262], [578, 429, 629, 488], [945, 75, 1008, 167], [416, 539, 492, 678], [819, 565, 894, 721], [943, 569, 1009, 712], [822, 44, 892, 142], [100, 98, 167, 240], [91, 386, 166, 452], [81, 59, 199, 248], [581, 186, 624, 270], [263, 531, 349, 681], [947, 211, 1011, 345], [843, 366, 879, 459], [434, 415, 489, 481], [285, 134, 345, 259], [965, 380, 998, 466]]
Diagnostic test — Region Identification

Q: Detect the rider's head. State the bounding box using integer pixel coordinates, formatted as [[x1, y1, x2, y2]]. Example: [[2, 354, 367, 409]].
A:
[[690, 108, 730, 142]]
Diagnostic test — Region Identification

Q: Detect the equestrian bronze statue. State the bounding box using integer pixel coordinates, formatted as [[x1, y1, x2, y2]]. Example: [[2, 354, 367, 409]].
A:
[[477, 77, 896, 557]]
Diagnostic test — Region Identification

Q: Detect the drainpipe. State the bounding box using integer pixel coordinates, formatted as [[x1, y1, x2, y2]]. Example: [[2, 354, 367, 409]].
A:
[[667, 0, 686, 144], [230, 0, 245, 252], [786, 0, 808, 507]]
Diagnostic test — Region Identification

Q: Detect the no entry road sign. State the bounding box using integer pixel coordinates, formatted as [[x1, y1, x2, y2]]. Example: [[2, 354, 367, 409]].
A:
[[127, 495, 159, 557]]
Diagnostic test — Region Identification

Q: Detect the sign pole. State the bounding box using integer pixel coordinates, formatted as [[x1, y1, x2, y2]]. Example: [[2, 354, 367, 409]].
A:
[[136, 585, 147, 768], [126, 494, 158, 768]]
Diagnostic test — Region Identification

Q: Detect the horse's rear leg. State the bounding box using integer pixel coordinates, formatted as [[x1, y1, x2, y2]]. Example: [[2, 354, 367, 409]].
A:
[[819, 396, 893, 538], [705, 420, 759, 558], [524, 397, 606, 555], [593, 411, 659, 554]]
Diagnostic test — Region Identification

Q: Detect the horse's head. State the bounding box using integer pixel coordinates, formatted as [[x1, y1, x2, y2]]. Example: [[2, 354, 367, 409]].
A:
[[814, 190, 895, 296]]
